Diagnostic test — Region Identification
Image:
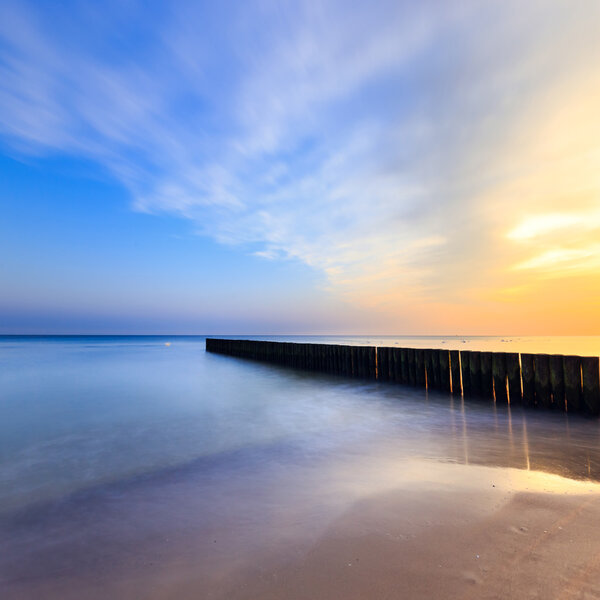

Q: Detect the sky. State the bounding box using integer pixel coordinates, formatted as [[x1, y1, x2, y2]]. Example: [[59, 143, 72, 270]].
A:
[[1, 0, 599, 335]]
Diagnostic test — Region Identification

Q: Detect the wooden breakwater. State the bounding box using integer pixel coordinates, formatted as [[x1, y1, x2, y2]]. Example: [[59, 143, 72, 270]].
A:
[[205, 339, 600, 415]]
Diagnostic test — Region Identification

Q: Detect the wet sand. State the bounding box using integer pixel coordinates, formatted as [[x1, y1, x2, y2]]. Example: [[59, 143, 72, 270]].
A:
[[219, 474, 600, 600], [5, 461, 600, 600]]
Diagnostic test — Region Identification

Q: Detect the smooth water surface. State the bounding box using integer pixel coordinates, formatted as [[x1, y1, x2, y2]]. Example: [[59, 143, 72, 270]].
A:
[[2, 336, 600, 598]]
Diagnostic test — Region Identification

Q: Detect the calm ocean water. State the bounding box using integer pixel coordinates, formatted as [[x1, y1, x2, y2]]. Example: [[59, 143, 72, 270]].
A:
[[2, 335, 600, 598]]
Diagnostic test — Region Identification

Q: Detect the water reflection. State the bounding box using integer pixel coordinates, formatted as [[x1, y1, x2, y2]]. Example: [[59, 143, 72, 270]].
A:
[[421, 389, 600, 482]]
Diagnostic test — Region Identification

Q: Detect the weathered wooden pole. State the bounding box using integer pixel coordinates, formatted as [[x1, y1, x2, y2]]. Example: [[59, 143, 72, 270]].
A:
[[311, 344, 319, 370], [480, 352, 493, 399], [415, 349, 426, 387], [398, 348, 407, 383], [505, 352, 521, 405], [387, 346, 395, 380], [439, 350, 451, 392], [320, 344, 326, 371], [367, 346, 377, 379], [461, 351, 472, 395], [534, 354, 552, 409], [563, 355, 581, 413], [389, 348, 400, 382], [407, 348, 417, 385], [470, 351, 482, 396], [424, 349, 433, 389], [343, 345, 350, 375], [355, 346, 364, 378], [378, 347, 389, 381], [549, 355, 566, 411], [362, 346, 371, 378], [582, 357, 600, 416], [521, 354, 535, 407], [492, 352, 508, 404], [432, 350, 442, 389], [450, 350, 461, 394]]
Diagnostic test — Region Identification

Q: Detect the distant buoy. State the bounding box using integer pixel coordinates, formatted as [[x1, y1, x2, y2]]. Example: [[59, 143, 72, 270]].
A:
[[165, 342, 171, 347]]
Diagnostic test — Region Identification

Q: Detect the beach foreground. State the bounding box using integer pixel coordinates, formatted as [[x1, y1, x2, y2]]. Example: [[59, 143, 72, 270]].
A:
[[220, 472, 600, 600], [5, 461, 600, 600], [3, 337, 600, 599]]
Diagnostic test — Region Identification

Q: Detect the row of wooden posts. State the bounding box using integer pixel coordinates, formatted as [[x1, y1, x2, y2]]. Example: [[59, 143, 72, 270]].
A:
[[205, 339, 600, 415]]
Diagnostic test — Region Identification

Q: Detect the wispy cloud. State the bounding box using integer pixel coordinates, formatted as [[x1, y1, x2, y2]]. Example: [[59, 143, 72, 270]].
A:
[[1, 0, 600, 331]]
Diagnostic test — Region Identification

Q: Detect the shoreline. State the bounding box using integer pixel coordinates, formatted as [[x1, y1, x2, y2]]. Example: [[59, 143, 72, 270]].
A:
[[5, 462, 600, 599]]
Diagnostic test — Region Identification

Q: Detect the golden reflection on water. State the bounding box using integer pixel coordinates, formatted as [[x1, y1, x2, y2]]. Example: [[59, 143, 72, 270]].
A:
[[434, 393, 600, 483], [522, 415, 531, 471]]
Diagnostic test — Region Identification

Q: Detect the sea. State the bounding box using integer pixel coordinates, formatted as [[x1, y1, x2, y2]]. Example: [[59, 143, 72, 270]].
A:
[[2, 335, 600, 598]]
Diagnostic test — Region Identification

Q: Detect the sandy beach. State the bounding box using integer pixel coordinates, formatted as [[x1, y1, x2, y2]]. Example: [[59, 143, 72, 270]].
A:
[[6, 461, 600, 600], [219, 480, 600, 600]]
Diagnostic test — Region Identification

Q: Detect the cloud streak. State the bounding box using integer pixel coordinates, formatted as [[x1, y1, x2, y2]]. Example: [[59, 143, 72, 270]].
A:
[[1, 0, 600, 332]]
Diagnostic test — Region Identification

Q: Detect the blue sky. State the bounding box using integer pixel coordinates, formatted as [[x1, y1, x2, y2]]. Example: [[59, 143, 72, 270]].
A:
[[1, 1, 599, 334]]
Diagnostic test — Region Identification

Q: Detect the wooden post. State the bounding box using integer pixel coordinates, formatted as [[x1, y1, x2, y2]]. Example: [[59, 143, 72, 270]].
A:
[[450, 350, 461, 394], [424, 349, 433, 389], [336, 345, 344, 375], [415, 349, 426, 387], [349, 346, 357, 377], [492, 352, 508, 404], [346, 345, 354, 376], [356, 346, 365, 378], [431, 350, 441, 389], [480, 352, 493, 399], [398, 348, 407, 383], [534, 354, 551, 409], [386, 346, 394, 380], [362, 346, 370, 378], [521, 354, 535, 407], [505, 353, 521, 405], [461, 351, 471, 395], [378, 347, 388, 381], [367, 347, 377, 379], [290, 342, 296, 368], [564, 355, 582, 413], [311, 344, 319, 371], [439, 350, 451, 392], [390, 348, 400, 382], [470, 351, 482, 396], [408, 348, 417, 385], [549, 355, 566, 411], [582, 357, 600, 416]]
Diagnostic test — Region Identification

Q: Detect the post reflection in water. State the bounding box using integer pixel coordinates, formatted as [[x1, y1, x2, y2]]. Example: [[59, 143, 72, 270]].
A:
[[434, 389, 600, 482], [460, 396, 469, 466], [522, 412, 531, 471]]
